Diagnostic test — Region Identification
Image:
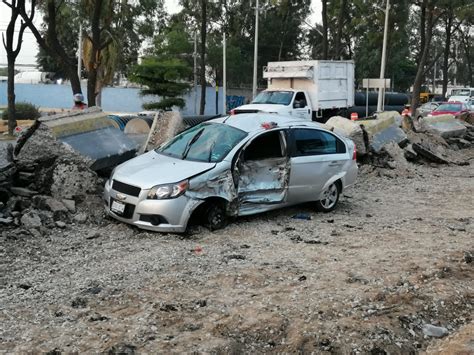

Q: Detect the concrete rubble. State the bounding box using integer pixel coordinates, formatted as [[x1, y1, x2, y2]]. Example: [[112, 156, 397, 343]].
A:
[[326, 111, 473, 168]]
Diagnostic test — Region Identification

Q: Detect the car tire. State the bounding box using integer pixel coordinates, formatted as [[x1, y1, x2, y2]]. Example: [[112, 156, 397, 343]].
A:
[[315, 182, 340, 212], [204, 202, 228, 231]]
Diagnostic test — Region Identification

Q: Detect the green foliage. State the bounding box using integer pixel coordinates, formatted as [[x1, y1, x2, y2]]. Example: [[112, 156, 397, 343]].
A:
[[1, 102, 41, 121], [36, 0, 166, 78], [129, 58, 192, 110]]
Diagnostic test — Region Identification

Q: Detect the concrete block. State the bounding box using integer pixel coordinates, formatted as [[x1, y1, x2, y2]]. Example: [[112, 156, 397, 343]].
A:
[[420, 114, 467, 138], [325, 116, 367, 155], [358, 115, 407, 153]]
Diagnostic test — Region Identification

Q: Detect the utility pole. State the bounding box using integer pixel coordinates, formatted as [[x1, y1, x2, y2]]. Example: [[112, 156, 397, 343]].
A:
[[77, 23, 82, 86], [194, 31, 198, 115], [376, 0, 390, 112], [433, 49, 436, 94], [223, 32, 227, 114], [252, 0, 259, 99]]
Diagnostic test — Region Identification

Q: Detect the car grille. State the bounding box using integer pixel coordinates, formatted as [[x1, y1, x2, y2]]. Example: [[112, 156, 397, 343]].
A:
[[112, 180, 141, 197]]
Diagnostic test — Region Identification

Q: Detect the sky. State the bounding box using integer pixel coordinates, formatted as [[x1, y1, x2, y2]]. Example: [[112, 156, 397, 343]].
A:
[[0, 0, 322, 67]]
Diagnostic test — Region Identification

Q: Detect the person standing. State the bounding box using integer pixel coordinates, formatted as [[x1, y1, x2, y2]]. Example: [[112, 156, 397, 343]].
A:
[[72, 93, 88, 110]]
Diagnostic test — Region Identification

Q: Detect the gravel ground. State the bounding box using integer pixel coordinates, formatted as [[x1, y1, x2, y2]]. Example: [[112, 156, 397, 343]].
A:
[[1, 151, 473, 354]]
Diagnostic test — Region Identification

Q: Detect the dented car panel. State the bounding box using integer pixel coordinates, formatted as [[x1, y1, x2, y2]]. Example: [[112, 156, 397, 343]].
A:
[[104, 113, 358, 233]]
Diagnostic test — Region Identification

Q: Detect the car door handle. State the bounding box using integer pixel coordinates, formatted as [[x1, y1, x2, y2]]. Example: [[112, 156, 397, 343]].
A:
[[329, 161, 342, 166]]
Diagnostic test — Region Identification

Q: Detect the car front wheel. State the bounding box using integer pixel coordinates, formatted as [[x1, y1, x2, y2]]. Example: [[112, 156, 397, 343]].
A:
[[204, 202, 228, 231], [315, 182, 340, 212]]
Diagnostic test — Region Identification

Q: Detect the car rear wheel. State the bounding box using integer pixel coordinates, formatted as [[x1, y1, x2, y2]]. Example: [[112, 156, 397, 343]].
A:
[[315, 182, 340, 212], [204, 202, 228, 231]]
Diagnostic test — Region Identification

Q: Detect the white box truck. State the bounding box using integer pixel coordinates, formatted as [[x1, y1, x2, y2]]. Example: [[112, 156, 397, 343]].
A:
[[233, 60, 355, 121]]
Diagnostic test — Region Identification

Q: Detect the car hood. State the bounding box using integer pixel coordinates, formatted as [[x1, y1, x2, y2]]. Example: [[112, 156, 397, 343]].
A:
[[235, 103, 289, 112], [112, 150, 216, 189]]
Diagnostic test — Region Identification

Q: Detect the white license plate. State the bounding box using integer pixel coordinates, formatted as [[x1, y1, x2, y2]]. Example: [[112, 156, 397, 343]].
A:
[[111, 200, 125, 214]]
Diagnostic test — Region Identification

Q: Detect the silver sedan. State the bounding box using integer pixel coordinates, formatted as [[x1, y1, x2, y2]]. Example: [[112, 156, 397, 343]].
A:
[[103, 113, 358, 233]]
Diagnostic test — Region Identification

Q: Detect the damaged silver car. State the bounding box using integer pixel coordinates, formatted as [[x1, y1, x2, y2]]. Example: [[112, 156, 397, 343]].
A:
[[103, 113, 358, 232]]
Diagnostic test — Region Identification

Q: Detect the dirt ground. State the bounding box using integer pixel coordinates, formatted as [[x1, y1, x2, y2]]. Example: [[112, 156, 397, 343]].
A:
[[1, 150, 473, 354]]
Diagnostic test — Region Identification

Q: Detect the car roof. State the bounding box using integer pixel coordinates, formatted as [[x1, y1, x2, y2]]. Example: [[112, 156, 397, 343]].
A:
[[210, 113, 325, 133]]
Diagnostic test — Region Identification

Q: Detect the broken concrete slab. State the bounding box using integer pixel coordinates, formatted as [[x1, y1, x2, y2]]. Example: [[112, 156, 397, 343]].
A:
[[358, 115, 407, 153], [20, 210, 42, 228], [142, 111, 185, 153], [412, 143, 449, 164], [325, 116, 367, 155], [39, 108, 138, 171], [10, 187, 38, 197], [420, 114, 467, 139]]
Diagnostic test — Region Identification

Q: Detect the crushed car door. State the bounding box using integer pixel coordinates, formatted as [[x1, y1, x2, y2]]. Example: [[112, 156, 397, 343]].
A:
[[234, 129, 290, 215]]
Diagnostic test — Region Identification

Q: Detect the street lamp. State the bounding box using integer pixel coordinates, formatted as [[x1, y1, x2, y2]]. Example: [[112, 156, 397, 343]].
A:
[[377, 0, 390, 112]]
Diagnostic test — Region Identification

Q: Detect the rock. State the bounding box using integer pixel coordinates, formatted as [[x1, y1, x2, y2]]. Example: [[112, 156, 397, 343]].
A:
[[55, 221, 66, 229], [21, 210, 42, 228], [10, 187, 38, 197], [0, 217, 13, 225], [412, 143, 450, 164], [71, 297, 88, 309], [382, 142, 410, 170], [107, 343, 137, 355], [422, 324, 449, 338], [325, 116, 367, 155], [447, 137, 471, 149], [73, 213, 88, 224], [404, 144, 418, 161], [62, 199, 76, 213], [43, 198, 68, 213]]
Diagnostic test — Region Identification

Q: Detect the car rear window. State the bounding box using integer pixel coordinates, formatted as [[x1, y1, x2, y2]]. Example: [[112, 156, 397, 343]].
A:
[[292, 129, 346, 156]]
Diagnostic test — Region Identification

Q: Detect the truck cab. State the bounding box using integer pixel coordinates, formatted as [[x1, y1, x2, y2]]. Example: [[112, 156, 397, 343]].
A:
[[233, 89, 312, 120]]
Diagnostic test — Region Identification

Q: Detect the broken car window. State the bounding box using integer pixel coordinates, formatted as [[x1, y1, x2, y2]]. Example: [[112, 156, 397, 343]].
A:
[[292, 129, 346, 156], [156, 123, 247, 162], [244, 131, 285, 161]]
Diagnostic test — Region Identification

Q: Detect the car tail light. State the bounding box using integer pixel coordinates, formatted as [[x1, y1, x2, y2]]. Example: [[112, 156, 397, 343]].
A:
[[230, 109, 236, 115], [352, 145, 357, 161]]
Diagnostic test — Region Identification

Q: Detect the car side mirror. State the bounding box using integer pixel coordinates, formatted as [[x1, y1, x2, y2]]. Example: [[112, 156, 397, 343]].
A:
[[293, 101, 302, 109]]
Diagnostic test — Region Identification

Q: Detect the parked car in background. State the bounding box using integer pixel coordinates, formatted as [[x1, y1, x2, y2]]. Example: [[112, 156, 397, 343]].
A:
[[427, 101, 472, 121], [415, 101, 441, 119], [104, 113, 358, 233]]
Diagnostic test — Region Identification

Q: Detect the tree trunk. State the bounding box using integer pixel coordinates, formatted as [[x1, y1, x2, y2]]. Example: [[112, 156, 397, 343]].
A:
[[199, 0, 207, 115], [441, 12, 453, 98], [22, 0, 82, 96], [7, 56, 17, 136], [87, 0, 103, 107], [461, 34, 473, 87], [3, 0, 29, 136], [334, 0, 347, 59], [411, 0, 434, 111], [322, 0, 328, 60]]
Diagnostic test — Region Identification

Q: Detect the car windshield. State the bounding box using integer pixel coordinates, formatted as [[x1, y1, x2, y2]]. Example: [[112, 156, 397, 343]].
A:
[[156, 122, 247, 162], [435, 103, 462, 112], [251, 91, 294, 105], [451, 89, 470, 96]]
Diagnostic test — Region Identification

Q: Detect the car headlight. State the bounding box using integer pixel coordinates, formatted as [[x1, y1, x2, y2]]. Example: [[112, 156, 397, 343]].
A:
[[147, 180, 189, 200]]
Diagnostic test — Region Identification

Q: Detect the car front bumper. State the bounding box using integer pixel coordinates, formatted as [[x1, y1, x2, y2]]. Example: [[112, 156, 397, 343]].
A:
[[103, 180, 202, 233]]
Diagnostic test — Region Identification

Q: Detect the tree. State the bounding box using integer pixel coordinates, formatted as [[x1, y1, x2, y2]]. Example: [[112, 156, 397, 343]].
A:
[[411, 0, 436, 110], [2, 0, 33, 135], [129, 57, 191, 110], [21, 0, 83, 96]]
